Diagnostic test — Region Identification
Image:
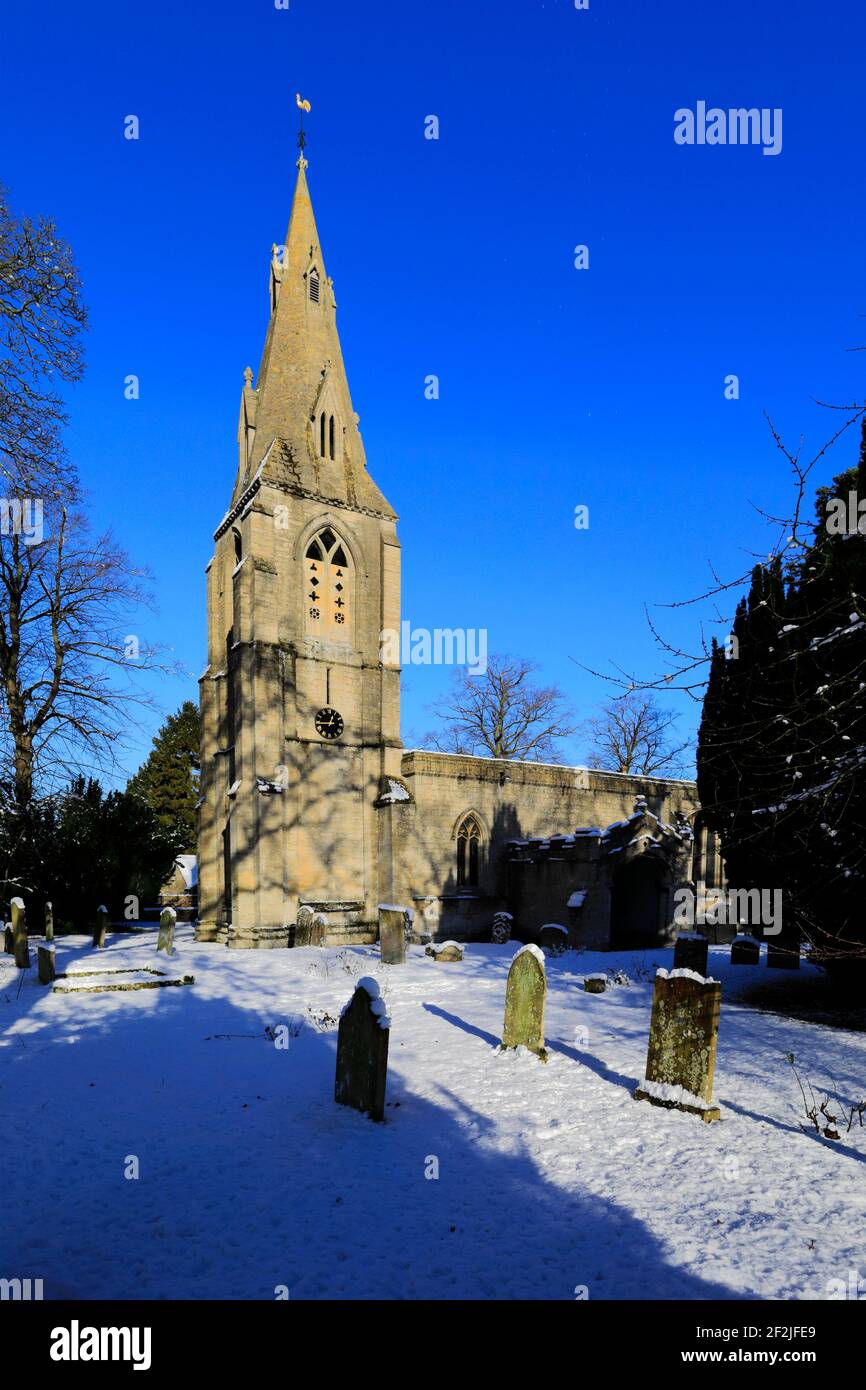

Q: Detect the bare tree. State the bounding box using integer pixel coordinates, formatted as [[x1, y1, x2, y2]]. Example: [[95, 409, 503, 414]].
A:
[[423, 653, 579, 762], [0, 183, 87, 497], [0, 503, 166, 817], [583, 691, 692, 776]]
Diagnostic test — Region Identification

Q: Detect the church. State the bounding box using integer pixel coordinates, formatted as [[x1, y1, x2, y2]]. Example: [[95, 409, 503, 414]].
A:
[[196, 140, 723, 951]]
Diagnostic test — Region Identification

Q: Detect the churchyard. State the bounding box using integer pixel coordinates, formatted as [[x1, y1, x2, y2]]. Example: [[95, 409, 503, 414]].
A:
[[2, 919, 864, 1301]]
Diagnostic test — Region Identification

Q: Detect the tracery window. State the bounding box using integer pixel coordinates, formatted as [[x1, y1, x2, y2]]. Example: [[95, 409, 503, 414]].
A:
[[456, 815, 482, 887], [304, 528, 353, 641]]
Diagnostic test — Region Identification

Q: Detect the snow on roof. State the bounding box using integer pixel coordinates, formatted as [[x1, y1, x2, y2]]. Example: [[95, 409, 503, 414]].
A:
[[541, 923, 568, 934], [175, 855, 197, 889]]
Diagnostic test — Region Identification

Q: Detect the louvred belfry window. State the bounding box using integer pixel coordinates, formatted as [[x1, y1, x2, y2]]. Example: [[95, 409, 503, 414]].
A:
[[309, 268, 320, 303], [304, 530, 353, 641]]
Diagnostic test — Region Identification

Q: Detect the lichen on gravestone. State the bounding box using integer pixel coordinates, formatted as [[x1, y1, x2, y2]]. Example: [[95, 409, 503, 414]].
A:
[[501, 944, 548, 1060]]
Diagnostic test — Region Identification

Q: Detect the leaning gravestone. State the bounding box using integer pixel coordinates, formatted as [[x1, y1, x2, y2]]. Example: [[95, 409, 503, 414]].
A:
[[44, 901, 54, 942], [673, 932, 709, 975], [294, 905, 314, 948], [539, 923, 568, 957], [731, 935, 760, 965], [491, 911, 513, 945], [11, 897, 30, 969], [634, 968, 722, 1122], [334, 977, 390, 1122], [157, 907, 176, 955], [501, 944, 548, 1060], [37, 944, 56, 985], [93, 905, 109, 949], [379, 904, 406, 965]]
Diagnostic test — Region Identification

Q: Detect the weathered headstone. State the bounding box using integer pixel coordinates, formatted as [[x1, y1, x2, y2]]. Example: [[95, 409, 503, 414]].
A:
[[425, 941, 463, 963], [37, 943, 56, 985], [491, 911, 513, 944], [539, 923, 568, 957], [294, 905, 313, 947], [334, 977, 390, 1122], [93, 905, 109, 949], [766, 936, 800, 969], [673, 932, 708, 975], [4, 924, 12, 954], [501, 944, 548, 1060], [310, 913, 327, 948], [378, 904, 406, 965], [157, 907, 176, 955], [583, 973, 608, 994], [44, 901, 54, 942], [634, 968, 722, 1122], [11, 896, 29, 969], [731, 935, 760, 965]]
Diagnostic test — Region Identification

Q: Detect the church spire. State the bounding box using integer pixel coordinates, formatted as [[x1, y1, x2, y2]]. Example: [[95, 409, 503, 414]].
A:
[[230, 99, 394, 520]]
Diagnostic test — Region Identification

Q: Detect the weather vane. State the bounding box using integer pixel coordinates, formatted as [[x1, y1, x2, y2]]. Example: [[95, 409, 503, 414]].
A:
[[296, 93, 311, 157]]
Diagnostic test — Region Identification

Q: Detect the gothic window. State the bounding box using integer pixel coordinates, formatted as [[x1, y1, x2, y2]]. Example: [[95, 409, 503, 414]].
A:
[[456, 815, 482, 888], [329, 414, 335, 460], [309, 268, 320, 303], [303, 528, 353, 641], [319, 412, 326, 458]]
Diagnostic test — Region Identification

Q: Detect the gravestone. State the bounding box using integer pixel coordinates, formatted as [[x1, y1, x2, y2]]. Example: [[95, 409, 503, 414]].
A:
[[491, 911, 513, 945], [37, 944, 56, 985], [673, 932, 708, 975], [378, 905, 406, 965], [294, 906, 314, 947], [4, 925, 12, 954], [93, 905, 109, 949], [539, 923, 568, 957], [44, 901, 54, 942], [583, 974, 608, 994], [334, 977, 390, 1122], [157, 907, 176, 955], [310, 913, 327, 948], [11, 897, 29, 969], [425, 941, 463, 963], [501, 944, 548, 1060], [766, 936, 800, 969], [731, 935, 760, 965], [634, 968, 722, 1122]]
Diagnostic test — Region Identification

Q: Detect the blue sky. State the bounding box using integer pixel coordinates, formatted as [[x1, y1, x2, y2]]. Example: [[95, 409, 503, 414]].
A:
[[2, 0, 864, 777]]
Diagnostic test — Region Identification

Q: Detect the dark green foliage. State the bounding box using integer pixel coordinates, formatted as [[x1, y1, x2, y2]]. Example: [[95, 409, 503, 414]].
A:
[[127, 701, 200, 852], [0, 776, 185, 930], [697, 423, 866, 968]]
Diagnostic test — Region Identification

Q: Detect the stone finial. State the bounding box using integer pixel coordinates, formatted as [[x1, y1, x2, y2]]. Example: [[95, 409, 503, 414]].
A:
[[243, 366, 253, 387]]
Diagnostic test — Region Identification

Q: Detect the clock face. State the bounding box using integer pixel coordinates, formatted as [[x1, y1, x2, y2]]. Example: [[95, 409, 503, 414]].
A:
[[315, 707, 344, 740]]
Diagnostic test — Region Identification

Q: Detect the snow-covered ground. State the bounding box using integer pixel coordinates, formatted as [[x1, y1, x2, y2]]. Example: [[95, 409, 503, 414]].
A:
[[2, 929, 864, 1300]]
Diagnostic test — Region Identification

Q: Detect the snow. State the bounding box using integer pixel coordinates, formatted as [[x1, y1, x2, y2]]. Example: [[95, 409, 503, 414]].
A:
[[540, 924, 568, 935], [377, 903, 408, 914], [657, 966, 718, 985], [512, 942, 545, 966], [637, 1078, 717, 1112], [175, 855, 197, 890], [567, 892, 586, 908], [378, 779, 410, 804], [2, 930, 864, 1300], [10, 896, 24, 909]]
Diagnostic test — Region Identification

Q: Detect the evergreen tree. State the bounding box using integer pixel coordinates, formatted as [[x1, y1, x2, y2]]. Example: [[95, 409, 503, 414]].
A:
[[127, 702, 200, 851], [697, 424, 866, 968]]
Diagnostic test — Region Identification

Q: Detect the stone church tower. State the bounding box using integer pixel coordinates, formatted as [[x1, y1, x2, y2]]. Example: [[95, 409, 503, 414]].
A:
[[197, 148, 404, 946]]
